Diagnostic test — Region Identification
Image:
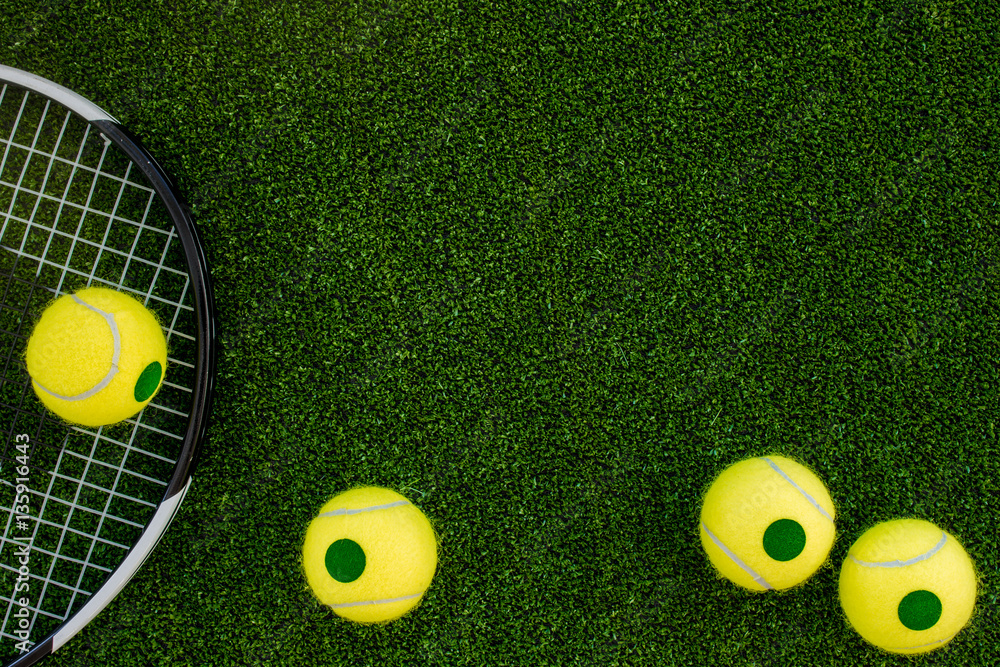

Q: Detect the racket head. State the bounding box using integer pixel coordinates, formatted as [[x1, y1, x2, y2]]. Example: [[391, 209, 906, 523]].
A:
[[0, 65, 216, 665]]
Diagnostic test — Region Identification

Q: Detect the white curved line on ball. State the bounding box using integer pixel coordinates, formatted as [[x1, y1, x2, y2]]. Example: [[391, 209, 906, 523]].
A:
[[763, 457, 834, 522], [889, 632, 955, 652], [329, 591, 423, 608], [33, 294, 121, 402], [849, 532, 947, 568], [319, 500, 409, 517], [701, 522, 773, 590]]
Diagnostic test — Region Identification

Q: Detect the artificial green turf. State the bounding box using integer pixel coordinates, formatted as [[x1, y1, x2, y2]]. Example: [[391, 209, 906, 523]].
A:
[[2, 0, 998, 664]]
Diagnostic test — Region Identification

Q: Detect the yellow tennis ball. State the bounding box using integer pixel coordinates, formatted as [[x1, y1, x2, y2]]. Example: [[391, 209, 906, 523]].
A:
[[302, 487, 437, 623], [25, 287, 167, 427], [699, 455, 836, 591], [839, 519, 978, 654]]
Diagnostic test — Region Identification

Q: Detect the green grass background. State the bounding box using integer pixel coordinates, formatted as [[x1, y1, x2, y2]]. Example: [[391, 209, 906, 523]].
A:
[[2, 0, 998, 664]]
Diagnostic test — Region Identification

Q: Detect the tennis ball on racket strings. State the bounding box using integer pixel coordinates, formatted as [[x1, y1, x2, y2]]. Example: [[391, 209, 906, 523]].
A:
[[699, 455, 836, 591], [26, 287, 167, 427], [839, 519, 977, 654], [302, 486, 437, 623]]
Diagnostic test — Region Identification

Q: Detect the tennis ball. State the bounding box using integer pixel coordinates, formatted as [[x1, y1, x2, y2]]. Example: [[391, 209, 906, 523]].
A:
[[839, 519, 977, 654], [302, 487, 437, 623], [26, 287, 167, 427], [699, 455, 836, 591]]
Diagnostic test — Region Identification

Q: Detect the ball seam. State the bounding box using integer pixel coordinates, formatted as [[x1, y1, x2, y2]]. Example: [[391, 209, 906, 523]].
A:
[[319, 500, 410, 517], [763, 457, 834, 523], [701, 522, 774, 590], [33, 294, 122, 401], [849, 532, 947, 569], [329, 591, 425, 609]]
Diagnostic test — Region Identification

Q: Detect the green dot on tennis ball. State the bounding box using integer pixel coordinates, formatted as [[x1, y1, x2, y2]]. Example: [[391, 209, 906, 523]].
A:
[[762, 519, 806, 561], [134, 361, 163, 402], [898, 590, 942, 631], [325, 538, 366, 583]]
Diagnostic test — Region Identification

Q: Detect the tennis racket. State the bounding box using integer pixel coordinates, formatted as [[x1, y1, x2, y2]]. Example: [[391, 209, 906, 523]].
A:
[[0, 65, 216, 665]]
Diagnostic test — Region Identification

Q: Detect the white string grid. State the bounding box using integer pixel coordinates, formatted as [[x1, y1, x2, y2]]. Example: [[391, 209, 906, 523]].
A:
[[0, 83, 197, 662]]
